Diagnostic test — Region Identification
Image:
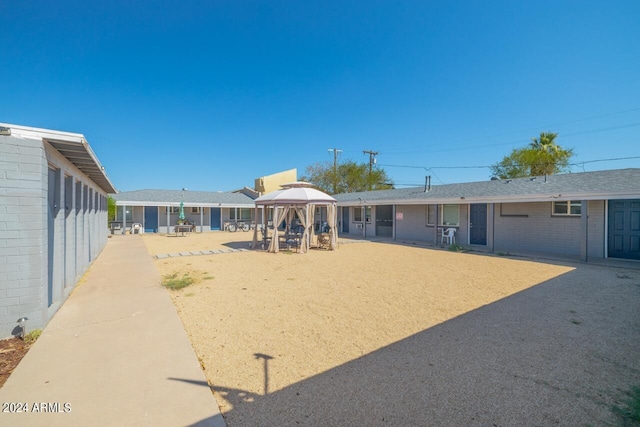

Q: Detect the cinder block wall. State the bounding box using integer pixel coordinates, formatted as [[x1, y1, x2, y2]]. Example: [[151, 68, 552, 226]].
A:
[[394, 204, 469, 246], [0, 134, 48, 338], [493, 202, 581, 256], [587, 200, 605, 259], [395, 205, 433, 242], [0, 135, 109, 338]]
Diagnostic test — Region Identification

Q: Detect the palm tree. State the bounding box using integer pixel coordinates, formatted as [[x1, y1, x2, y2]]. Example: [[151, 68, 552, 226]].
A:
[[528, 132, 570, 176], [531, 131, 559, 152]]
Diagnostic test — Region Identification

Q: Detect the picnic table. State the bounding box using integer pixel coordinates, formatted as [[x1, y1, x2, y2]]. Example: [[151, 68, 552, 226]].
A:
[[174, 224, 193, 237], [109, 222, 122, 235]]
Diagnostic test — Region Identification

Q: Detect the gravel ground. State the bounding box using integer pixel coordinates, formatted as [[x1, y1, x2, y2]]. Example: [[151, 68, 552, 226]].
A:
[[143, 232, 640, 426]]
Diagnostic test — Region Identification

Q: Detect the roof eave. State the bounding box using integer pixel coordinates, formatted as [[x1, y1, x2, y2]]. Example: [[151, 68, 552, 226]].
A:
[[336, 190, 640, 206], [114, 200, 255, 207], [1, 123, 117, 194]]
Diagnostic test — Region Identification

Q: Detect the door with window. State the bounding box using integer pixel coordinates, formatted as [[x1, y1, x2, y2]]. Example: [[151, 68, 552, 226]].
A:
[[375, 205, 393, 237], [469, 204, 487, 245], [608, 199, 640, 260]]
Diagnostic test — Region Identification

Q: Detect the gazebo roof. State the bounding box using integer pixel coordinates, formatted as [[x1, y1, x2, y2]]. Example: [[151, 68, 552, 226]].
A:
[[254, 182, 336, 205]]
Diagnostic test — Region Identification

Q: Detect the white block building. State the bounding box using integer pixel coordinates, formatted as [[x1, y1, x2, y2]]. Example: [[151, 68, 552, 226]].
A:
[[0, 123, 116, 338]]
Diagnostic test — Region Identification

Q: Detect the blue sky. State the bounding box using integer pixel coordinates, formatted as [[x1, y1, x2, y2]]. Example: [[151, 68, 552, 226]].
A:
[[1, 1, 639, 192]]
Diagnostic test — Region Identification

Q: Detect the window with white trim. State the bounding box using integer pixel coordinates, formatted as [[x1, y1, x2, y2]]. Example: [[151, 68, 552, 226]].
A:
[[441, 204, 459, 226], [552, 201, 581, 216], [230, 208, 252, 221], [365, 206, 372, 223], [166, 206, 180, 214], [191, 207, 201, 214], [117, 206, 133, 221], [354, 207, 363, 222]]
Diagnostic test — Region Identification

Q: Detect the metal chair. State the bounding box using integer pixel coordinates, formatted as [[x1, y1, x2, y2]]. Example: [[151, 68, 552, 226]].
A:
[[441, 227, 456, 245], [260, 227, 272, 250]]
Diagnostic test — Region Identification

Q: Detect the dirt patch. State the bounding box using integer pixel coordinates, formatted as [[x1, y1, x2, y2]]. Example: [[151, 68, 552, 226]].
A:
[[143, 232, 640, 426], [0, 338, 31, 388]]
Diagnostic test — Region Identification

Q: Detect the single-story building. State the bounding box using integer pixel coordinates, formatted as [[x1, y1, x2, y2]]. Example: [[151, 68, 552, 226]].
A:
[[334, 168, 640, 262], [0, 123, 116, 338], [111, 189, 257, 233], [111, 170, 303, 234]]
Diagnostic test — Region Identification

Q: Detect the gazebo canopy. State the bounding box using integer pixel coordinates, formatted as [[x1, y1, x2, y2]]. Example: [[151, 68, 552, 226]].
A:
[[252, 182, 338, 253], [254, 182, 336, 205]]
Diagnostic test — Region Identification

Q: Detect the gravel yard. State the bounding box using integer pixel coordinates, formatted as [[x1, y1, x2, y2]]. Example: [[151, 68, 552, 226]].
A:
[[143, 232, 640, 426]]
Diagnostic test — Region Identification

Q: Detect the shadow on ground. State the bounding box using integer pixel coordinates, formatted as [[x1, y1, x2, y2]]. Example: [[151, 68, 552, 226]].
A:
[[223, 241, 254, 250], [180, 262, 640, 426]]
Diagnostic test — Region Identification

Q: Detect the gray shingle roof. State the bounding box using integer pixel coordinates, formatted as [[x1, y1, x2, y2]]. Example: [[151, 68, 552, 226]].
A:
[[333, 168, 640, 205], [111, 189, 255, 206]]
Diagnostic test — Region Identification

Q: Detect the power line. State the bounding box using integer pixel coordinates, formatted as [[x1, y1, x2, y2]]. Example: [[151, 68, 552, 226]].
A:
[[381, 107, 640, 153], [380, 122, 640, 156], [379, 155, 640, 171]]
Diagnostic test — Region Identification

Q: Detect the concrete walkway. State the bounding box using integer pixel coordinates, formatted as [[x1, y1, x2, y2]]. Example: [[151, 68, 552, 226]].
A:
[[0, 236, 225, 427]]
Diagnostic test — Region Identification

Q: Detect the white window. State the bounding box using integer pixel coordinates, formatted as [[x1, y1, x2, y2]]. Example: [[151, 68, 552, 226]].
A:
[[354, 207, 363, 222], [118, 206, 133, 221], [230, 208, 252, 221], [166, 206, 180, 214], [191, 207, 201, 214], [352, 207, 370, 223], [441, 204, 459, 226], [553, 201, 581, 216]]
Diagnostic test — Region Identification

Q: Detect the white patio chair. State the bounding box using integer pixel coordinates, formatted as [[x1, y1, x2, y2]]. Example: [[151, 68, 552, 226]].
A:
[[441, 227, 456, 245]]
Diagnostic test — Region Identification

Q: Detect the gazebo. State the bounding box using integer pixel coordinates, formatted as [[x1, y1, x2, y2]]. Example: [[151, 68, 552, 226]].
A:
[[251, 182, 338, 253]]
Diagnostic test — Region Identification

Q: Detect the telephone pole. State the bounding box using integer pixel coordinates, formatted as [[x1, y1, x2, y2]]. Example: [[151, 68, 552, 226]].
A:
[[328, 148, 342, 193], [363, 150, 378, 190]]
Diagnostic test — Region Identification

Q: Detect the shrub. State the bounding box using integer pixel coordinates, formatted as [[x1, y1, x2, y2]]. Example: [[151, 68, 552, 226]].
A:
[[24, 329, 42, 345], [162, 272, 196, 290]]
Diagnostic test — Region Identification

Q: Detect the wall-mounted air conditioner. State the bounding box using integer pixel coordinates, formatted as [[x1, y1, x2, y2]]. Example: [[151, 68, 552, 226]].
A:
[[355, 223, 364, 230]]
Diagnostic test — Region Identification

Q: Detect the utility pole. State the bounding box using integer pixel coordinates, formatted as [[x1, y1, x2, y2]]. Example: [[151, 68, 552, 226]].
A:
[[328, 148, 342, 194], [363, 150, 378, 190]]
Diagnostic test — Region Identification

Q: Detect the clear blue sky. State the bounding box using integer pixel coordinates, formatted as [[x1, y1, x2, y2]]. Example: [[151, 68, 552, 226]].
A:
[[2, 1, 639, 192]]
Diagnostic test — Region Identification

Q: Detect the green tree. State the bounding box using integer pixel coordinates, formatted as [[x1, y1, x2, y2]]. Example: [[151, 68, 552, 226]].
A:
[[107, 196, 117, 222], [301, 160, 393, 194], [490, 132, 574, 179]]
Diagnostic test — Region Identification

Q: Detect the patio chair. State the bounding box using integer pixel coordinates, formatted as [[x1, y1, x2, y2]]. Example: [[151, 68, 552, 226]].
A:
[[317, 233, 331, 249], [260, 227, 272, 250], [441, 228, 456, 245]]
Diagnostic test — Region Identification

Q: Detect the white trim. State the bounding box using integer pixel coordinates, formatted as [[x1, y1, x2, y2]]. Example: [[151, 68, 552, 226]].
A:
[[2, 122, 84, 142], [552, 200, 582, 216], [114, 200, 254, 208], [440, 204, 460, 227], [336, 191, 640, 207]]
